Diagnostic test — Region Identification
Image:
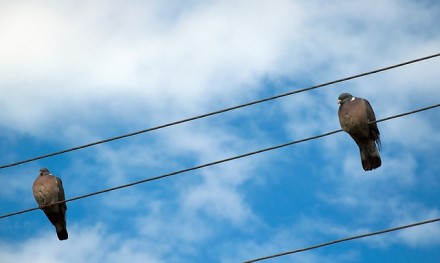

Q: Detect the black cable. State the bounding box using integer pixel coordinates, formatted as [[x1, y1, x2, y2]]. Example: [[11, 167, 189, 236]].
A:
[[243, 217, 440, 262], [0, 103, 438, 219], [0, 53, 439, 170]]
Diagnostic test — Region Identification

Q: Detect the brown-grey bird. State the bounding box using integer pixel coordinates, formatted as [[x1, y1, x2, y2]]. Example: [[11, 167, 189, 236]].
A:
[[32, 168, 68, 240], [338, 93, 381, 171]]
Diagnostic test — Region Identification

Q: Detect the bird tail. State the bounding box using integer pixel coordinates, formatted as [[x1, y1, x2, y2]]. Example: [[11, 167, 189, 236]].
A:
[[56, 223, 68, 240], [359, 139, 381, 171], [44, 208, 68, 240]]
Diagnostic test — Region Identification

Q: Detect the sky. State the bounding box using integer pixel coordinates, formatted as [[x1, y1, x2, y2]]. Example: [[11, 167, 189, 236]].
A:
[[0, 0, 439, 262]]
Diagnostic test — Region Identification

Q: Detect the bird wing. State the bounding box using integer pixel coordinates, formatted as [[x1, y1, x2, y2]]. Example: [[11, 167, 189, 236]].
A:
[[364, 99, 381, 149], [56, 177, 67, 211]]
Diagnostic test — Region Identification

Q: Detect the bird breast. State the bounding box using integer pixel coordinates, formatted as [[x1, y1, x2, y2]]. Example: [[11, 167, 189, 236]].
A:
[[339, 104, 370, 137], [33, 179, 59, 206]]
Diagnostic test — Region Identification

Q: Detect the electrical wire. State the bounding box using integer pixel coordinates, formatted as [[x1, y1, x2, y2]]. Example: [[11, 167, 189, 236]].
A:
[[243, 217, 440, 263], [0, 53, 439, 170], [0, 103, 438, 220]]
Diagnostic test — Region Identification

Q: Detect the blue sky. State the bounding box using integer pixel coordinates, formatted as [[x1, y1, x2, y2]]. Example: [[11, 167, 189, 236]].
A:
[[0, 1, 439, 262]]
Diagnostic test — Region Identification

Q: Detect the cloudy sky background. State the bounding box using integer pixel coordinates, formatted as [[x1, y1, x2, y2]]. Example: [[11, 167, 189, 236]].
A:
[[0, 0, 439, 262]]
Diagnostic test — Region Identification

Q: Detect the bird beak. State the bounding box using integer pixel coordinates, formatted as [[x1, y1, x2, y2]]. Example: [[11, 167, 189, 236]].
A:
[[337, 99, 342, 104]]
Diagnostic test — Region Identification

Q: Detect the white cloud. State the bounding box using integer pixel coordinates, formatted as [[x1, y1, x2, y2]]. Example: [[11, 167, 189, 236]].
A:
[[0, 224, 163, 263], [396, 220, 440, 248], [182, 167, 254, 225], [225, 216, 364, 263], [136, 200, 213, 244], [0, 0, 303, 137]]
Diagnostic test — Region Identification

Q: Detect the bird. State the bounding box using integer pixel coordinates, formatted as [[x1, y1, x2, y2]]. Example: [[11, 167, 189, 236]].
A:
[[338, 93, 381, 171], [32, 168, 68, 240]]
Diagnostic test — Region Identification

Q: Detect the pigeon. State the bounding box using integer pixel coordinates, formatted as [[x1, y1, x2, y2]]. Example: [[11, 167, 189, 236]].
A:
[[338, 93, 381, 171], [32, 168, 68, 240]]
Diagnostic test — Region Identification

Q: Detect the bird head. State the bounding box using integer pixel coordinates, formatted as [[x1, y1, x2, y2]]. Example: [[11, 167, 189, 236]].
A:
[[338, 93, 353, 105], [39, 168, 50, 176]]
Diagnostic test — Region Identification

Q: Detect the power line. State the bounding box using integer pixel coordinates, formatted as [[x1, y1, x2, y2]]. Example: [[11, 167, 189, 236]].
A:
[[243, 217, 440, 263], [0, 103, 438, 220], [0, 53, 439, 170]]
